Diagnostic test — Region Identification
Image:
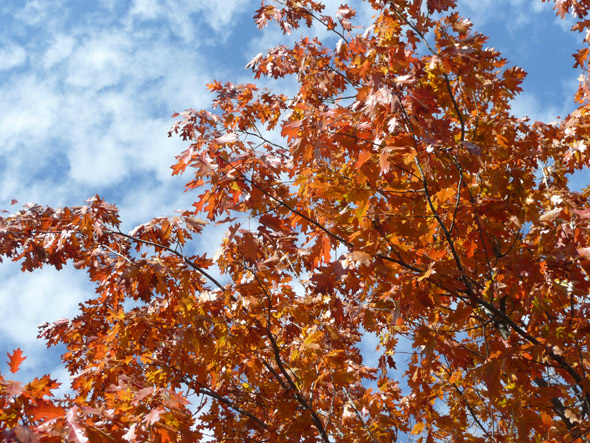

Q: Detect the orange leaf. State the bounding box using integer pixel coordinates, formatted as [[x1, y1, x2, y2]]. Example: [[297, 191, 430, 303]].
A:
[[31, 399, 66, 421], [7, 348, 26, 374], [411, 422, 426, 435], [355, 150, 372, 168]]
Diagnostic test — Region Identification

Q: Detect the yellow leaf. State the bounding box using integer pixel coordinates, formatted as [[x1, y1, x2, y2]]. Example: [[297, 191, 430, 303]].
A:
[[417, 263, 435, 281], [303, 330, 324, 350], [411, 422, 426, 435], [435, 187, 455, 203]]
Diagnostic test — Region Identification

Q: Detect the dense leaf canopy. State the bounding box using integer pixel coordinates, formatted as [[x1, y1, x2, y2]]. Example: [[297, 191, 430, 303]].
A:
[[2, 0, 590, 441]]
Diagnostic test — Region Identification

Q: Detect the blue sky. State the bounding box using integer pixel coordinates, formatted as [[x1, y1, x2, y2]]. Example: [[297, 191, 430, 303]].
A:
[[0, 0, 585, 394]]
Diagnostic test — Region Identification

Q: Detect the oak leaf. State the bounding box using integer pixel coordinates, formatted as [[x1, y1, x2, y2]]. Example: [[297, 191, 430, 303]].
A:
[[7, 348, 26, 374]]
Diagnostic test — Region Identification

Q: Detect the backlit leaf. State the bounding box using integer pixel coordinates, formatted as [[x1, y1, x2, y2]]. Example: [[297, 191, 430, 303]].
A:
[[7, 348, 26, 374]]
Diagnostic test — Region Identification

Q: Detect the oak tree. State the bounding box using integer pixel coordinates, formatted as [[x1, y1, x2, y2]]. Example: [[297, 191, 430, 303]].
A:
[[2, 0, 590, 441]]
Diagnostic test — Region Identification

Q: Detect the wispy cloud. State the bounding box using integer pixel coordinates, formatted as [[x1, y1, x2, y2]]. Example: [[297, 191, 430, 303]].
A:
[[0, 42, 27, 71], [0, 261, 88, 385], [0, 2, 246, 207], [458, 0, 551, 28]]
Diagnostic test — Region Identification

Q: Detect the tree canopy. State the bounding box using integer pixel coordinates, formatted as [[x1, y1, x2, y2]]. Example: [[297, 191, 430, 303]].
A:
[[2, 0, 590, 441]]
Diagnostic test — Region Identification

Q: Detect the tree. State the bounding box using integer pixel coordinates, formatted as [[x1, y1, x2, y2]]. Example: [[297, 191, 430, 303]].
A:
[[2, 0, 590, 441]]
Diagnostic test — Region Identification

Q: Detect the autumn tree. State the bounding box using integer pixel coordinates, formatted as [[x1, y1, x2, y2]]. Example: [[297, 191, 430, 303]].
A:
[[3, 0, 590, 441]]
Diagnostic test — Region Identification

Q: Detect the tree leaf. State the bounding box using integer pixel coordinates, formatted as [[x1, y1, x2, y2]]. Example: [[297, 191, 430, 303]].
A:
[[7, 348, 26, 374], [411, 422, 426, 435]]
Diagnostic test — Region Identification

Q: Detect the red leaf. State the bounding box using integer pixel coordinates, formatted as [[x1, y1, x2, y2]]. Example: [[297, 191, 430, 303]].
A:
[[30, 400, 66, 422], [354, 150, 372, 169], [426, 0, 457, 13], [7, 348, 26, 374], [574, 47, 590, 69]]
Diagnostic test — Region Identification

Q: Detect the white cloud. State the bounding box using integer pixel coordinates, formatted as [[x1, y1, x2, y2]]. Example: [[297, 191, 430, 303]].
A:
[[43, 34, 75, 69], [65, 33, 130, 90], [68, 137, 129, 186], [0, 20, 220, 201], [13, 0, 66, 28], [0, 74, 59, 153], [128, 0, 255, 41], [458, 0, 551, 29], [0, 260, 89, 393], [509, 92, 559, 121], [98, 0, 118, 11], [0, 42, 27, 71], [130, 0, 161, 19], [0, 263, 87, 347]]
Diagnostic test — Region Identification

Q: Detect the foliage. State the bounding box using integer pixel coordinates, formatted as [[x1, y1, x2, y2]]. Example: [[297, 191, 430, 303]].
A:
[[3, 0, 590, 441]]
